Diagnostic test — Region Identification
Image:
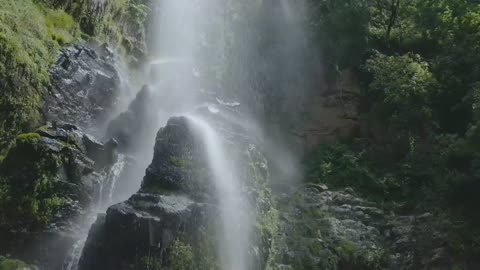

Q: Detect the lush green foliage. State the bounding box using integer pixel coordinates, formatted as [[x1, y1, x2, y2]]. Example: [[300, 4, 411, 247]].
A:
[[306, 141, 400, 202], [306, 0, 480, 262], [366, 53, 437, 135], [0, 256, 36, 270], [170, 240, 194, 270], [0, 0, 79, 147], [0, 0, 149, 148], [0, 135, 67, 229]]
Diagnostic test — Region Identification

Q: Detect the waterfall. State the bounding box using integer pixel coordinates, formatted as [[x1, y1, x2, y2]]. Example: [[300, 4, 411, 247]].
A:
[[187, 115, 251, 270], [64, 154, 127, 270], [66, 0, 308, 268]]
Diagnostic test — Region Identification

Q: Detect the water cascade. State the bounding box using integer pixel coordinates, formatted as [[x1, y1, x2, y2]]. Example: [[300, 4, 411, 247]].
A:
[[187, 115, 252, 270], [64, 154, 127, 270], [69, 0, 309, 269]]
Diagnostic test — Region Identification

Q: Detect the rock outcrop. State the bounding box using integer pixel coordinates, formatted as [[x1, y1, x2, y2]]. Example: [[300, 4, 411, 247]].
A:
[[106, 85, 158, 153], [42, 43, 121, 130], [0, 122, 118, 270], [79, 113, 276, 270]]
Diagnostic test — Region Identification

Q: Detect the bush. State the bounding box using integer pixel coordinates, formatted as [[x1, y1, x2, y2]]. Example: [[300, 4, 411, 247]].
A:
[[366, 52, 437, 136], [170, 240, 194, 270], [306, 141, 399, 201]]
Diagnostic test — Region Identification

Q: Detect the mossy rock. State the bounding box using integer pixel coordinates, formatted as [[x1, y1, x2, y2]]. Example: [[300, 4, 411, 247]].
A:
[[0, 0, 80, 148], [0, 126, 98, 229]]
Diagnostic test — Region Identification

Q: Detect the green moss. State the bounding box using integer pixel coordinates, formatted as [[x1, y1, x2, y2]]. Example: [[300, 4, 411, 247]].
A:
[[0, 257, 36, 270], [169, 156, 191, 170], [0, 0, 149, 146], [36, 125, 49, 132], [0, 0, 79, 147], [16, 133, 41, 140], [0, 135, 69, 228]]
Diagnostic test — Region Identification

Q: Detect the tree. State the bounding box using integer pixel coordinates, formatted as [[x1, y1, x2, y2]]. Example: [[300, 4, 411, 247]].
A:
[[366, 53, 437, 136]]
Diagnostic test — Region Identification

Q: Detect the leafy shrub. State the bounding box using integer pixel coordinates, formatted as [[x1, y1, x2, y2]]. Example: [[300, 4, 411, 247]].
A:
[[306, 141, 401, 201], [366, 52, 437, 136], [170, 240, 194, 270]]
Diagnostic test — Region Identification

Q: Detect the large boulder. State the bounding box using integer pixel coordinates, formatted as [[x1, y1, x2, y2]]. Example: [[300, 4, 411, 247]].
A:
[[42, 43, 121, 130], [0, 122, 119, 269], [79, 113, 276, 270]]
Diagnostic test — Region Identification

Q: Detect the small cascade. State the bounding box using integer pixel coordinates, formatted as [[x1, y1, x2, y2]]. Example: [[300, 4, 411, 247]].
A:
[[63, 154, 127, 270], [187, 115, 252, 270], [64, 239, 86, 270], [104, 154, 127, 209]]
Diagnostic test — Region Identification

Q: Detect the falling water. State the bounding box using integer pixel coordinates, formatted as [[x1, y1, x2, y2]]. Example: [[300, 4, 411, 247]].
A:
[[187, 115, 251, 270], [64, 0, 309, 268], [64, 154, 127, 270]]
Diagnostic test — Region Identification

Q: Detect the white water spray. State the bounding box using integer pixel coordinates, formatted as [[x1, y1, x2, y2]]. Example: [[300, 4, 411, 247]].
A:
[[64, 154, 127, 270], [65, 0, 310, 269], [187, 115, 252, 270]]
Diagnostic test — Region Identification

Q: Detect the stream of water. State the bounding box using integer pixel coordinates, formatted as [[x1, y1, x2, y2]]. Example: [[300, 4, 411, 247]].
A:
[[64, 154, 127, 270], [187, 115, 251, 270]]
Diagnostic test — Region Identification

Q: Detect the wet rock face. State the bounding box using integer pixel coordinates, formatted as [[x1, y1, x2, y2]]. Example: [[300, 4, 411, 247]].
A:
[[42, 43, 120, 130], [106, 85, 159, 153], [0, 122, 117, 270], [80, 114, 275, 270], [79, 193, 203, 270], [141, 117, 214, 198]]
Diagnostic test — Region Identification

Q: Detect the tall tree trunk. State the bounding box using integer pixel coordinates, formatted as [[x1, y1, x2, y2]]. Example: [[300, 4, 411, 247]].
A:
[[386, 0, 400, 43]]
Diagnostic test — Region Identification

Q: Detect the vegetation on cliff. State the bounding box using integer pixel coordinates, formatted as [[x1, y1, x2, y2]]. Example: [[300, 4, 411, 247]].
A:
[[0, 256, 37, 270], [0, 0, 149, 149], [305, 0, 480, 266], [0, 0, 79, 148]]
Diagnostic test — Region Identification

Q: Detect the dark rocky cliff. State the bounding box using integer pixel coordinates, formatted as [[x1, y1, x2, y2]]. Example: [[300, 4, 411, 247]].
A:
[[79, 113, 276, 270]]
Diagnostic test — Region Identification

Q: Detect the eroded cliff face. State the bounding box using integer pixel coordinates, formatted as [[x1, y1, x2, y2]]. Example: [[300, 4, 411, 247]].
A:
[[299, 70, 360, 149]]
